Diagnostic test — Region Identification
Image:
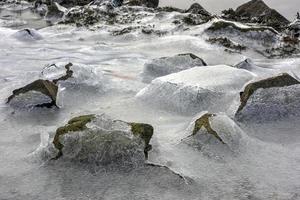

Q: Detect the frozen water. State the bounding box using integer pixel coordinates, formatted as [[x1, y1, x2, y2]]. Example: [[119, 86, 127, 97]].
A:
[[137, 65, 255, 115], [0, 3, 300, 200], [141, 53, 207, 83]]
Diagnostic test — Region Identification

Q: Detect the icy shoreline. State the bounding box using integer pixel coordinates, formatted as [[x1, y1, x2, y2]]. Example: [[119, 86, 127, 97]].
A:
[[0, 1, 300, 199]]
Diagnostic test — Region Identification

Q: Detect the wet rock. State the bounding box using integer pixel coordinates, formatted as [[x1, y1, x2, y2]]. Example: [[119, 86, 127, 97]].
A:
[[51, 114, 154, 164], [137, 65, 255, 115], [7, 79, 59, 108], [141, 53, 207, 83], [207, 37, 246, 53], [236, 73, 300, 121], [222, 0, 290, 31], [181, 112, 243, 155]]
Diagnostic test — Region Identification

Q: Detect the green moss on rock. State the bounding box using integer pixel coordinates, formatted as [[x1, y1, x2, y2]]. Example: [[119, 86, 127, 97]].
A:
[[53, 114, 96, 156], [237, 73, 300, 113], [192, 113, 225, 144], [129, 122, 154, 159]]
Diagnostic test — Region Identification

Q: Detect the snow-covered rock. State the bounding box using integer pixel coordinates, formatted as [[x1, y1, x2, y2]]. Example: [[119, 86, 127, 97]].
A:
[[236, 73, 300, 122], [205, 19, 279, 47], [36, 114, 154, 165], [12, 28, 43, 41], [141, 53, 207, 83], [181, 112, 244, 157], [137, 65, 255, 115], [234, 58, 280, 77], [41, 62, 105, 88]]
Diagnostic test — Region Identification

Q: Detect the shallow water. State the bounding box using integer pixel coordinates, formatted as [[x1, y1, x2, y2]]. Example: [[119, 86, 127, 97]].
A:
[[0, 3, 300, 200]]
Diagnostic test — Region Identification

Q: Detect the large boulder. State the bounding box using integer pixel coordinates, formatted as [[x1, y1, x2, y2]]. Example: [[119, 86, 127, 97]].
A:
[[137, 65, 255, 115], [222, 0, 290, 31], [49, 114, 154, 165], [141, 53, 207, 83], [181, 112, 243, 157], [236, 73, 300, 122]]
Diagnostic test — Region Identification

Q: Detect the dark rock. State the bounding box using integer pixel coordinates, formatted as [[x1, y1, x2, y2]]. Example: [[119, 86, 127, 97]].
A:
[[222, 0, 290, 31], [185, 3, 211, 17], [7, 79, 59, 108], [207, 37, 246, 52], [126, 0, 159, 8], [236, 73, 300, 114]]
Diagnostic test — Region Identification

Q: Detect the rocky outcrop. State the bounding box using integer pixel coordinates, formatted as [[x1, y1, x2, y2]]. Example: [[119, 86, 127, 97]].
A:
[[137, 65, 255, 115], [222, 0, 290, 31], [51, 114, 154, 164], [236, 73, 300, 121], [141, 53, 207, 83]]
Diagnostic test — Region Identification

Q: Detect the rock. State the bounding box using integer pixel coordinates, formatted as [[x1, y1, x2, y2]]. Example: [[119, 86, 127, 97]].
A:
[[141, 53, 207, 83], [234, 59, 279, 77], [12, 28, 43, 41], [185, 3, 211, 17], [287, 19, 300, 39], [126, 0, 159, 8], [45, 2, 67, 20], [222, 0, 290, 31], [6, 79, 59, 108], [236, 73, 300, 121], [61, 4, 116, 26], [51, 114, 154, 164], [6, 63, 78, 108], [262, 44, 300, 58], [182, 112, 243, 155], [41, 62, 104, 87], [181, 3, 211, 25], [207, 37, 246, 53], [205, 20, 279, 46], [137, 65, 255, 115]]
